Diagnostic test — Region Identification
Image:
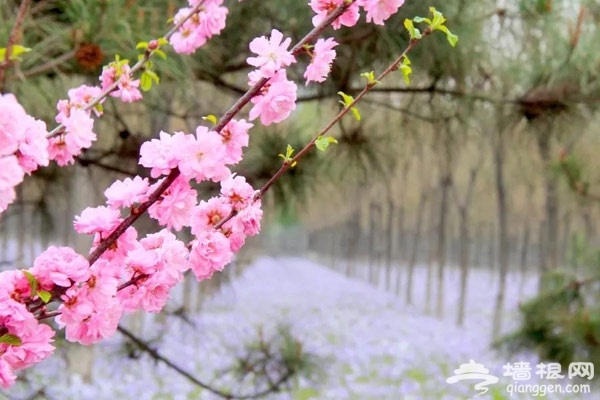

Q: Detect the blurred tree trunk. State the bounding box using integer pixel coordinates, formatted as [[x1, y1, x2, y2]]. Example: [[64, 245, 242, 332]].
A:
[[435, 139, 452, 318], [404, 189, 428, 303], [537, 127, 559, 271], [518, 221, 530, 298], [454, 164, 480, 326], [384, 189, 395, 291], [492, 114, 510, 340]]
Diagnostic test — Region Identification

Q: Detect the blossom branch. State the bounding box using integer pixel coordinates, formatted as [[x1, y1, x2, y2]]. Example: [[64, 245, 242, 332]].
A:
[[0, 0, 31, 93], [46, 0, 207, 138], [89, 1, 357, 268], [117, 325, 295, 400]]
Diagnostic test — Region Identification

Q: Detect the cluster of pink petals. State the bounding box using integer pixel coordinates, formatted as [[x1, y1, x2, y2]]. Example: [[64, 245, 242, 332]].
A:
[[360, 0, 405, 25], [304, 37, 338, 84], [0, 94, 49, 213], [247, 29, 296, 78], [248, 69, 297, 126], [100, 63, 142, 103], [0, 297, 55, 388], [310, 0, 404, 29], [51, 85, 103, 166], [169, 0, 228, 54], [310, 0, 361, 30]]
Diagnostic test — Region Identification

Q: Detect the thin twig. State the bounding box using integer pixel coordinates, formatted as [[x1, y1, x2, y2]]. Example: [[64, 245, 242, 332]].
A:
[[0, 0, 32, 92]]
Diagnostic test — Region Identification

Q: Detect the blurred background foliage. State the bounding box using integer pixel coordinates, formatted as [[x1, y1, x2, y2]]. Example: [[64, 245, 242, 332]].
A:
[[3, 0, 600, 382]]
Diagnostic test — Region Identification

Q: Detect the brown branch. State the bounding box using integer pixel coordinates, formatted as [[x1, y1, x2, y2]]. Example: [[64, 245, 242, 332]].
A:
[[117, 325, 295, 400], [0, 0, 32, 92]]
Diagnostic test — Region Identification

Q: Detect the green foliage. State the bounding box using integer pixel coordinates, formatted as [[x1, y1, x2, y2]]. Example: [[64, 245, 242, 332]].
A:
[[497, 268, 600, 373], [337, 91, 361, 121], [0, 45, 31, 61], [0, 333, 22, 346], [315, 135, 338, 152], [398, 55, 412, 84], [232, 324, 325, 393]]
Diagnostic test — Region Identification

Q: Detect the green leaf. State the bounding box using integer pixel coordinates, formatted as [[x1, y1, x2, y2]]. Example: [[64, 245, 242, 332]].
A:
[[399, 56, 412, 85], [202, 114, 218, 125], [140, 72, 153, 91], [315, 136, 338, 152], [429, 7, 446, 30], [404, 19, 422, 39], [22, 270, 37, 295], [413, 16, 431, 24], [0, 333, 22, 346], [360, 71, 379, 85], [0, 45, 31, 62], [37, 290, 52, 303], [436, 25, 459, 47], [154, 49, 167, 60], [140, 70, 160, 91], [337, 91, 361, 121], [337, 91, 354, 107], [278, 144, 297, 166], [157, 38, 169, 46], [136, 41, 149, 50]]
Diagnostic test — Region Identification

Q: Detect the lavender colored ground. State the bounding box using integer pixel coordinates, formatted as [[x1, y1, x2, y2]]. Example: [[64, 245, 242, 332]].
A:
[[3, 257, 595, 399]]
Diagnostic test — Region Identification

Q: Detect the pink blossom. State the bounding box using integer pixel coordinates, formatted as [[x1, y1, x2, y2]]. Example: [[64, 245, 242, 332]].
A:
[[0, 94, 26, 157], [16, 116, 49, 174], [304, 38, 338, 84], [0, 156, 24, 194], [176, 127, 230, 183], [100, 63, 142, 103], [189, 230, 233, 281], [219, 119, 252, 164], [139, 131, 186, 178], [148, 176, 197, 231], [220, 174, 256, 210], [235, 199, 263, 237], [310, 0, 360, 30], [169, 3, 228, 54], [118, 230, 189, 313], [360, 0, 405, 25], [0, 298, 55, 388], [104, 176, 150, 209], [190, 197, 232, 235], [73, 206, 122, 236], [49, 109, 96, 166], [247, 29, 296, 78], [248, 69, 297, 126], [31, 246, 90, 289]]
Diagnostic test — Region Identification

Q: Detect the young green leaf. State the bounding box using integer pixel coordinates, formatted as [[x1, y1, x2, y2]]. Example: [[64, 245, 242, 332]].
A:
[[399, 56, 412, 85], [37, 290, 52, 303], [278, 144, 297, 167], [0, 45, 31, 62], [202, 114, 218, 125], [136, 41, 149, 50], [22, 270, 37, 296], [429, 7, 447, 30], [315, 135, 338, 152], [404, 19, 422, 39], [437, 25, 459, 47], [0, 333, 22, 346], [360, 71, 379, 86], [337, 91, 361, 121], [154, 49, 167, 60]]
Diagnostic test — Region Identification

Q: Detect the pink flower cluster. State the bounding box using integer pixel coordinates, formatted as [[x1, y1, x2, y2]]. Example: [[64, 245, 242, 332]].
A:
[[100, 61, 142, 103], [0, 0, 410, 389], [310, 0, 405, 29], [0, 246, 90, 388], [0, 94, 49, 213], [246, 29, 298, 125], [169, 0, 229, 54]]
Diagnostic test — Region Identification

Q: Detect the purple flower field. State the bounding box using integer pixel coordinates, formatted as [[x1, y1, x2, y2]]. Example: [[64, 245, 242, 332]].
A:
[[4, 257, 595, 399]]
